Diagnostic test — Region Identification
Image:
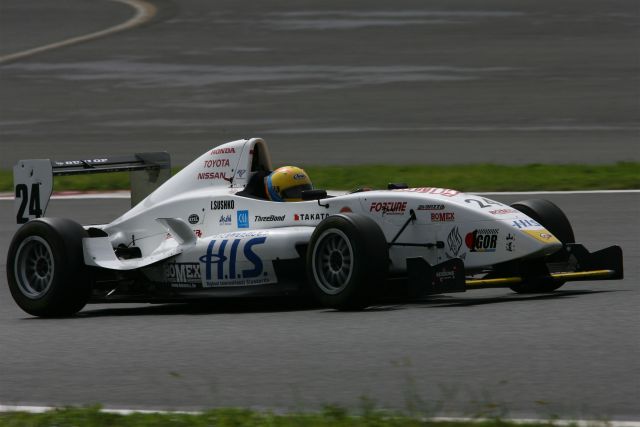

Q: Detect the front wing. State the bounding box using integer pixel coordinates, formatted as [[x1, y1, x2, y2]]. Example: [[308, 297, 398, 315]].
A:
[[408, 243, 623, 295]]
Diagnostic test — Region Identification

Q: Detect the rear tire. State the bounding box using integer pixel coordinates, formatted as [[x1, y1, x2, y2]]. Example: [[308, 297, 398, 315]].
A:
[[307, 214, 388, 309], [509, 199, 574, 293], [7, 218, 91, 317]]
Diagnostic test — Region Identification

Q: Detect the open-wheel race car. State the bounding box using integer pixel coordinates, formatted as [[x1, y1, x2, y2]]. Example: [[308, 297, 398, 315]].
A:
[[7, 138, 624, 316]]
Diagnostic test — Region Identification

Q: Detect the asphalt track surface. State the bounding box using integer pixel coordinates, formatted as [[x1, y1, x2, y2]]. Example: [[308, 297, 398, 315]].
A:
[[0, 0, 639, 420], [0, 0, 638, 168], [0, 194, 638, 419]]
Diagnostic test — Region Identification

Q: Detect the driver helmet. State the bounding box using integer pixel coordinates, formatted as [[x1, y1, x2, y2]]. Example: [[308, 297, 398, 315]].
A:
[[264, 166, 313, 202]]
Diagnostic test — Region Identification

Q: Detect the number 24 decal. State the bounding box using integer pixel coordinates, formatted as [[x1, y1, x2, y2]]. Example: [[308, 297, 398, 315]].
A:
[[16, 183, 43, 224], [464, 197, 503, 209]]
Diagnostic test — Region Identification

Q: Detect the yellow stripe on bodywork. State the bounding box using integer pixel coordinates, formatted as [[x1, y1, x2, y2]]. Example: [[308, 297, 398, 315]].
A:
[[522, 229, 561, 244], [465, 269, 615, 287]]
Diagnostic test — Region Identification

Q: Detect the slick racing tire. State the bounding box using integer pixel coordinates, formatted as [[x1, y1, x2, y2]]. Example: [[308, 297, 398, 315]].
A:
[[7, 218, 91, 317], [307, 213, 388, 310], [510, 199, 575, 244], [509, 199, 575, 293]]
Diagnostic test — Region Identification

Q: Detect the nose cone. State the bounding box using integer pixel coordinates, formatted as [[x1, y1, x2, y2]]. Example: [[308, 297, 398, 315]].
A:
[[522, 229, 561, 244], [521, 228, 563, 256]]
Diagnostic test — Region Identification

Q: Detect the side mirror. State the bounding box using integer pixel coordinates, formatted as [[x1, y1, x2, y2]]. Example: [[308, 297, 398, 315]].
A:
[[388, 183, 408, 190], [302, 189, 328, 201]]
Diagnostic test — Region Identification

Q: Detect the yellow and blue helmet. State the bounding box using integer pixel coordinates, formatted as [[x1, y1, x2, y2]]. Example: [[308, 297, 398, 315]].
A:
[[264, 166, 313, 202]]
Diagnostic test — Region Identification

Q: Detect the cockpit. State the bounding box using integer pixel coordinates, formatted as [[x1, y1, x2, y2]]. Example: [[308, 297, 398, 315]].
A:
[[236, 140, 273, 199]]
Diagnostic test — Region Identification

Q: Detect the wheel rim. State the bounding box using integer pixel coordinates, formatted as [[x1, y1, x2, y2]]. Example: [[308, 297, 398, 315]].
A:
[[312, 228, 354, 295], [14, 236, 55, 299]]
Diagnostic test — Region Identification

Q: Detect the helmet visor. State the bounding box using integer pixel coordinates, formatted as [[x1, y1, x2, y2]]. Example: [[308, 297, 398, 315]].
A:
[[281, 183, 313, 200]]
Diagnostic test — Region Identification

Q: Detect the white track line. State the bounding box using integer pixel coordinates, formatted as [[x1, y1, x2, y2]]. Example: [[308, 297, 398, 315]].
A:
[[0, 404, 638, 426], [0, 0, 156, 64], [0, 189, 638, 201], [0, 191, 130, 200], [477, 189, 640, 196], [0, 404, 197, 415], [430, 417, 640, 427]]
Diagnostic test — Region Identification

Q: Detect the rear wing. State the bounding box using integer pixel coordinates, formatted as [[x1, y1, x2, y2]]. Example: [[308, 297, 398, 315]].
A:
[[14, 152, 171, 224]]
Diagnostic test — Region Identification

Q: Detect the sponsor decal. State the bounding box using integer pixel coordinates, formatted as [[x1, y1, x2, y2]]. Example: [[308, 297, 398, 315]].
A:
[[53, 158, 108, 166], [393, 187, 459, 197], [164, 262, 201, 288], [199, 237, 273, 287], [237, 210, 249, 228], [523, 229, 560, 244], [445, 226, 465, 259], [293, 173, 306, 180], [506, 233, 515, 252], [369, 201, 407, 215], [417, 204, 445, 211], [237, 169, 247, 178], [203, 158, 230, 168], [436, 270, 456, 280], [211, 147, 235, 155], [340, 207, 352, 213], [294, 212, 330, 221], [254, 214, 285, 222], [512, 219, 541, 229], [188, 214, 200, 224], [198, 171, 228, 180], [489, 208, 518, 215], [430, 212, 455, 222], [219, 214, 232, 226], [217, 230, 268, 239], [465, 228, 499, 252], [211, 200, 235, 210], [464, 197, 505, 209]]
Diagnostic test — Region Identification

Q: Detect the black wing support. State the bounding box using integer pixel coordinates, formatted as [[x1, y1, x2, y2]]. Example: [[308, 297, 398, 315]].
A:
[[407, 257, 466, 297]]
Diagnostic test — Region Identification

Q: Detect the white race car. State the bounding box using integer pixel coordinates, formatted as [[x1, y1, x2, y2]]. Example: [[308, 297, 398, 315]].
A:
[[7, 138, 623, 316]]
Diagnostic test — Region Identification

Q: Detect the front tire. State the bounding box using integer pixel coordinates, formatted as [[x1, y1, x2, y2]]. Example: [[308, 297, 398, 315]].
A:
[[510, 199, 575, 244], [307, 214, 388, 309], [7, 218, 91, 317], [509, 199, 574, 293]]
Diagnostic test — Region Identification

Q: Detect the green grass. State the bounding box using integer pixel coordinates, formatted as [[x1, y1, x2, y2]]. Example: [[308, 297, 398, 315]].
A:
[[0, 163, 638, 193], [304, 163, 640, 192], [0, 406, 589, 427], [0, 169, 132, 193]]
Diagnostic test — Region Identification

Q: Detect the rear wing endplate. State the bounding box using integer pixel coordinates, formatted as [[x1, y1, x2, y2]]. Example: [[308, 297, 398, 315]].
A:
[[14, 152, 171, 224]]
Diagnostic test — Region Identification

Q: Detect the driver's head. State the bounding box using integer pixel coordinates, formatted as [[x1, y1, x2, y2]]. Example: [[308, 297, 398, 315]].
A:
[[264, 166, 312, 202]]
